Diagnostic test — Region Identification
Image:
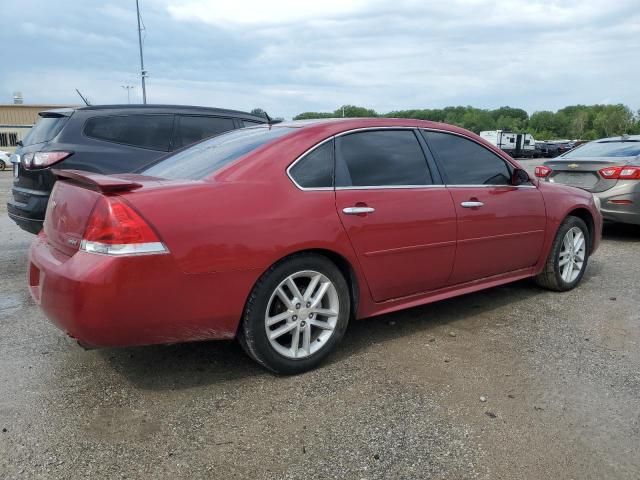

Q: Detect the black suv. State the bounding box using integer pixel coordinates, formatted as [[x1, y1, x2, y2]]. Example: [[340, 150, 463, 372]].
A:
[[8, 105, 267, 233]]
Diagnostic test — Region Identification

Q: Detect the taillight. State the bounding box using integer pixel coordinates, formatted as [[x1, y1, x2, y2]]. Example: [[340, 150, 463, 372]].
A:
[[599, 166, 640, 180], [80, 196, 167, 256], [534, 166, 552, 178], [22, 151, 72, 169]]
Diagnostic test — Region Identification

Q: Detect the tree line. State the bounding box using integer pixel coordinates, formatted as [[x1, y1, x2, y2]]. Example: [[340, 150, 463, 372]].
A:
[[292, 104, 640, 140]]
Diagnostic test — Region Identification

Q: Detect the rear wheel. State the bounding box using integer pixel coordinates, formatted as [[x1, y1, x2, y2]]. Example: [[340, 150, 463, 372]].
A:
[[535, 216, 590, 291], [239, 253, 351, 374], [0, 160, 6, 171]]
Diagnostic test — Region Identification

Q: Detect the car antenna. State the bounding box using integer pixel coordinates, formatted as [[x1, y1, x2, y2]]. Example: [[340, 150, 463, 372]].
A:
[[264, 111, 273, 125], [75, 89, 91, 106]]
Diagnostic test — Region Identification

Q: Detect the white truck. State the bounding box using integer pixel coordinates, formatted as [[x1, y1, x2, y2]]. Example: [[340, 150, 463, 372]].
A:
[[480, 130, 536, 158]]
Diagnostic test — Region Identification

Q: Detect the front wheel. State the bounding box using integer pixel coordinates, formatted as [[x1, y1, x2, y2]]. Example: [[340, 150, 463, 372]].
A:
[[238, 253, 351, 374], [0, 160, 6, 171], [535, 216, 590, 291]]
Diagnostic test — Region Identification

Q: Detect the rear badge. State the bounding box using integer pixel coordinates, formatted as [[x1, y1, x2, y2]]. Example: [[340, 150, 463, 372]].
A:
[[568, 163, 579, 169], [67, 238, 78, 246]]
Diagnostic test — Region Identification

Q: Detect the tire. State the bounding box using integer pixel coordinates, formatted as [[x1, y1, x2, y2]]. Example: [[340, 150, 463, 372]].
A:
[[535, 216, 590, 291], [0, 160, 5, 171], [238, 253, 351, 374]]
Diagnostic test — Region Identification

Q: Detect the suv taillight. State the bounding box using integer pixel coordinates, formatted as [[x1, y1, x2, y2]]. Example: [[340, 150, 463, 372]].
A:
[[22, 151, 72, 169], [534, 166, 552, 178], [599, 166, 640, 180], [80, 196, 167, 256]]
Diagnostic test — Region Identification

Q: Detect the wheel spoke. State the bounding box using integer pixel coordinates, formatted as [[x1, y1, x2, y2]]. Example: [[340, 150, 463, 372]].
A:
[[559, 256, 571, 267], [310, 319, 333, 330], [285, 277, 304, 303], [303, 274, 322, 302], [302, 324, 311, 355], [276, 287, 294, 310], [573, 232, 583, 249], [269, 322, 297, 340], [310, 282, 330, 308], [311, 307, 338, 318], [290, 324, 301, 357], [266, 310, 292, 327]]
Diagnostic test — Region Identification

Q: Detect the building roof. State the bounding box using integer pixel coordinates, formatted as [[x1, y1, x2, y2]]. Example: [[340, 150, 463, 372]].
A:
[[0, 104, 78, 126]]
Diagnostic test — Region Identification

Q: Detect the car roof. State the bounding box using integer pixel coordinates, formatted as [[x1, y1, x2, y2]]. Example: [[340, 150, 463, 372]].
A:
[[594, 134, 640, 142], [41, 104, 268, 122], [261, 117, 476, 137]]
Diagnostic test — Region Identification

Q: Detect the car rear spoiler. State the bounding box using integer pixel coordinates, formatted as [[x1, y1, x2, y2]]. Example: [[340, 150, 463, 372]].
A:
[[52, 169, 143, 193]]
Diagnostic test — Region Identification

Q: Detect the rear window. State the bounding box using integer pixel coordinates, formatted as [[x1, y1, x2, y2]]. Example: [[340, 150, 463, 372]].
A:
[[84, 114, 173, 151], [564, 140, 640, 158], [142, 126, 294, 180], [22, 115, 69, 146]]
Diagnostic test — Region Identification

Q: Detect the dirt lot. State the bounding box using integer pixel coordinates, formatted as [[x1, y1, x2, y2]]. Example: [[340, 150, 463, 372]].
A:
[[1, 169, 639, 479]]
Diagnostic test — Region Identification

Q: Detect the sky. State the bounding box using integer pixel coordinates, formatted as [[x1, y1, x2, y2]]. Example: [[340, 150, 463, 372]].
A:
[[1, 0, 638, 119]]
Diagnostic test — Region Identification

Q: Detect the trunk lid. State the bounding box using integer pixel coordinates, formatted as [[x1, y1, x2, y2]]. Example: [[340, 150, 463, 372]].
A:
[[545, 157, 629, 192]]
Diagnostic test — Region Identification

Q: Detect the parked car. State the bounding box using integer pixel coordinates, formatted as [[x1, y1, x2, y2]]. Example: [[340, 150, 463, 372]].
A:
[[0, 150, 9, 170], [28, 118, 602, 374], [535, 134, 640, 225], [8, 105, 267, 233]]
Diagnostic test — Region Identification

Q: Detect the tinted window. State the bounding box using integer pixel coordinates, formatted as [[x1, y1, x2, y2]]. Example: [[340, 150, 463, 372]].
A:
[[84, 115, 172, 151], [423, 131, 511, 185], [242, 120, 263, 128], [174, 115, 236, 149], [22, 116, 69, 146], [289, 140, 334, 188], [563, 140, 640, 158], [143, 126, 293, 180], [336, 130, 430, 187]]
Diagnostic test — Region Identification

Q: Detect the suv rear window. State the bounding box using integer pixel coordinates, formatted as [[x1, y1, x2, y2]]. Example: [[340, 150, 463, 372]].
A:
[[84, 114, 173, 151], [143, 126, 293, 180], [22, 115, 69, 146]]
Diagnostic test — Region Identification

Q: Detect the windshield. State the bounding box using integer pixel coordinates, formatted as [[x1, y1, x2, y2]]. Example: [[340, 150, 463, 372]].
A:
[[22, 115, 70, 146], [142, 126, 294, 180], [563, 140, 640, 158]]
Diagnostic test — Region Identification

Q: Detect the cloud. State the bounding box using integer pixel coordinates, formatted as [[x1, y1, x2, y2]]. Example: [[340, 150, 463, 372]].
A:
[[0, 0, 638, 119]]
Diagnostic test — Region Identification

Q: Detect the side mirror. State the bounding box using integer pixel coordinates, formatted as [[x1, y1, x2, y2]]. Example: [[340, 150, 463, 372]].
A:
[[512, 168, 530, 186]]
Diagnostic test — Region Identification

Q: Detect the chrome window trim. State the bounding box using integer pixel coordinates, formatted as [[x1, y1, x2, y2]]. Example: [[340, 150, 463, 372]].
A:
[[286, 136, 335, 191], [286, 126, 536, 191]]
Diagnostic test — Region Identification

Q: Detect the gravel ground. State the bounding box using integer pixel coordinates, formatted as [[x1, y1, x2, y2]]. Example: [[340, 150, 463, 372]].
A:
[[0, 169, 639, 479]]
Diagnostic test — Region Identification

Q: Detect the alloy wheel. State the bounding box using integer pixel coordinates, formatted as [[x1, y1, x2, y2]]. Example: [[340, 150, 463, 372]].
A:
[[559, 226, 586, 283], [264, 270, 340, 359]]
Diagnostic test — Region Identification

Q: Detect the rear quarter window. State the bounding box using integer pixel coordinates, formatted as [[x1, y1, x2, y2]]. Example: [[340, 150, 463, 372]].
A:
[[84, 114, 173, 151], [22, 116, 69, 146], [142, 126, 293, 180]]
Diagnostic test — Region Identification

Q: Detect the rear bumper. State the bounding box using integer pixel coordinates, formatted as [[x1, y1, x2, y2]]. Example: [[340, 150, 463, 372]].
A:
[[595, 188, 640, 226], [7, 186, 49, 234], [28, 236, 259, 348]]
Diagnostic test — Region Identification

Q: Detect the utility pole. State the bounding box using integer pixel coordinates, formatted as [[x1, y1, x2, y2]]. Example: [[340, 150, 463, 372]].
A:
[[121, 85, 135, 104], [136, 0, 147, 104]]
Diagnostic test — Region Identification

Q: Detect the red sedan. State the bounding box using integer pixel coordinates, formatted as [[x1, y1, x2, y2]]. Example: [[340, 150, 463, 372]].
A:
[[28, 118, 602, 374]]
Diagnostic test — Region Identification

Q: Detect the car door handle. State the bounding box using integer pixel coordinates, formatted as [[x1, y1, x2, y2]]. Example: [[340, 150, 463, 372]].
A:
[[460, 201, 484, 208], [342, 206, 375, 215]]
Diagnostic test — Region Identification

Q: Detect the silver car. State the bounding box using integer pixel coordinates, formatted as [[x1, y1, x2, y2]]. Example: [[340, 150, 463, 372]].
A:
[[535, 135, 640, 225]]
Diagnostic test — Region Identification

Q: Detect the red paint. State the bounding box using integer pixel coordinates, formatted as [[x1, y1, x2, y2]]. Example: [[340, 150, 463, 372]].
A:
[[28, 118, 602, 348]]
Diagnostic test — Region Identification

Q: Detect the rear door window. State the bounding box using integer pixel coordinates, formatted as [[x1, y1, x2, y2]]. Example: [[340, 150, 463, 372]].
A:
[[84, 114, 173, 151], [335, 130, 432, 187], [173, 115, 236, 149], [422, 131, 512, 185]]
